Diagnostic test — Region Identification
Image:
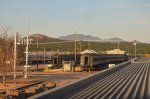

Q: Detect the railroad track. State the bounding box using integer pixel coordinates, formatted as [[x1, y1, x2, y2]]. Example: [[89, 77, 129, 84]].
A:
[[0, 80, 56, 99], [66, 58, 150, 99], [0, 81, 45, 94]]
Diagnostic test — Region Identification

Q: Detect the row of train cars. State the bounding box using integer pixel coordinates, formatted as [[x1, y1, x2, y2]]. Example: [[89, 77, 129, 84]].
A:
[[20, 53, 140, 70]]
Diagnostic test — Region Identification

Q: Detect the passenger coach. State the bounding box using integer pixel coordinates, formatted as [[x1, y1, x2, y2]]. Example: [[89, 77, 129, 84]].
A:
[[80, 53, 128, 69]]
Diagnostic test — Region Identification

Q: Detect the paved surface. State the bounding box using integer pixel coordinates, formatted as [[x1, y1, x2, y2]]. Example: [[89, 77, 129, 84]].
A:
[[65, 57, 150, 99], [0, 66, 95, 91]]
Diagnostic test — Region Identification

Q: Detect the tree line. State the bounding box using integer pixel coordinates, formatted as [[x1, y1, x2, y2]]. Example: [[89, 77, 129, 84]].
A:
[[28, 41, 150, 54]]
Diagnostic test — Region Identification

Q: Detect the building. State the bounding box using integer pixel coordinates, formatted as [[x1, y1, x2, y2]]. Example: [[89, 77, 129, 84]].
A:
[[107, 49, 127, 54], [81, 49, 98, 54]]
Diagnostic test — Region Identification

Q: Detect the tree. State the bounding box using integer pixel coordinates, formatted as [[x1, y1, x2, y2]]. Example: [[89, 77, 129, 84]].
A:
[[0, 27, 14, 85], [0, 27, 26, 85]]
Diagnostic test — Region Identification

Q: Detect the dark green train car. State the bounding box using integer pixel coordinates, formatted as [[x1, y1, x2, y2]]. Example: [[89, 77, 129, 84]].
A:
[[80, 53, 128, 70]]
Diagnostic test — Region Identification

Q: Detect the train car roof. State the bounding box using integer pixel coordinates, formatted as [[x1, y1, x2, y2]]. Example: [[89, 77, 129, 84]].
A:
[[52, 54, 81, 56], [28, 53, 54, 57], [81, 53, 127, 56]]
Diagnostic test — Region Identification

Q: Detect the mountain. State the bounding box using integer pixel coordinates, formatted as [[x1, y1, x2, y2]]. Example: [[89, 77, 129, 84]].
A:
[[27, 34, 142, 43], [59, 34, 101, 41], [28, 34, 63, 43], [107, 37, 123, 41], [103, 37, 127, 43], [29, 34, 49, 39]]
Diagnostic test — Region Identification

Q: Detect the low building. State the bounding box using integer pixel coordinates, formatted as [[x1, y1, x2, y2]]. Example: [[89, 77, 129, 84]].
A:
[[107, 49, 127, 54], [81, 49, 97, 54]]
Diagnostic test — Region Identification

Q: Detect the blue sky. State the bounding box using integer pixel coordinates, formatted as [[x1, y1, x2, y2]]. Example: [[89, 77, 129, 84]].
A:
[[0, 0, 150, 42]]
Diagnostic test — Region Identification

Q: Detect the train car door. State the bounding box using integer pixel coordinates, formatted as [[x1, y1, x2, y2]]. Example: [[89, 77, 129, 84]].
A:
[[53, 56, 58, 65], [84, 56, 89, 65]]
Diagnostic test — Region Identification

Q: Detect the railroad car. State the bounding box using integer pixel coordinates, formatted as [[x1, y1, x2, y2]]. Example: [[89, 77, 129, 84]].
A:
[[27, 54, 53, 65], [19, 53, 81, 68], [20, 53, 128, 70], [51, 54, 81, 68], [80, 53, 128, 70]]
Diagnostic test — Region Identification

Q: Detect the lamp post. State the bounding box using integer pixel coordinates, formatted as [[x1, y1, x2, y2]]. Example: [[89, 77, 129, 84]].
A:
[[88, 40, 91, 51], [118, 42, 120, 54], [24, 36, 29, 78], [14, 33, 21, 83], [44, 47, 46, 64], [13, 33, 17, 84], [79, 41, 82, 53], [36, 38, 39, 70], [74, 31, 77, 67], [133, 40, 137, 58], [24, 12, 29, 78]]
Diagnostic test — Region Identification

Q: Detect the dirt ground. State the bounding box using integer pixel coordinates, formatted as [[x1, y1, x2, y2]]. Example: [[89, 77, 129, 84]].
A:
[[0, 65, 98, 92]]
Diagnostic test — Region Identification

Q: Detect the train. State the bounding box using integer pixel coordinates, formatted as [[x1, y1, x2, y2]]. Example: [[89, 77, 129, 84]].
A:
[[50, 54, 81, 68], [20, 53, 129, 70], [80, 53, 128, 70], [28, 54, 53, 64]]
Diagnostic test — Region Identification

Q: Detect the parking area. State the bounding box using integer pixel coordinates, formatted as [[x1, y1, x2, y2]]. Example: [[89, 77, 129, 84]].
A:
[[0, 65, 98, 92]]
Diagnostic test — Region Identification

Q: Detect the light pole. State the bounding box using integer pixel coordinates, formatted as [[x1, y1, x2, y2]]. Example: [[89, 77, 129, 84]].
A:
[[24, 12, 29, 78], [118, 42, 120, 54], [13, 33, 17, 84], [79, 41, 82, 53], [74, 31, 77, 67], [44, 47, 46, 64], [36, 38, 39, 70], [88, 40, 91, 51], [24, 36, 29, 78], [133, 40, 137, 58]]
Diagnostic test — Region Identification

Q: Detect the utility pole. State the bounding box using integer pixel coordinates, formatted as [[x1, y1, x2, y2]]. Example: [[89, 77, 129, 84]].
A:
[[118, 42, 120, 54], [135, 42, 137, 58], [133, 40, 137, 58], [13, 33, 17, 84], [88, 40, 91, 51], [135, 45, 136, 58], [44, 47, 46, 64], [79, 41, 82, 53], [36, 38, 39, 69], [25, 13, 29, 78], [74, 31, 77, 68], [25, 36, 29, 78]]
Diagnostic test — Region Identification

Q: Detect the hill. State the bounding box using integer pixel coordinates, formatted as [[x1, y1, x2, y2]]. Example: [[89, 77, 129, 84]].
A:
[[29, 34, 50, 39], [59, 34, 101, 41], [29, 34, 63, 43], [103, 37, 127, 43], [26, 34, 150, 54]]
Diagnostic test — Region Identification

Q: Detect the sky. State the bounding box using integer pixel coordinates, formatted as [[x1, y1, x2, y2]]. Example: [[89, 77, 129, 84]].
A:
[[0, 0, 150, 42]]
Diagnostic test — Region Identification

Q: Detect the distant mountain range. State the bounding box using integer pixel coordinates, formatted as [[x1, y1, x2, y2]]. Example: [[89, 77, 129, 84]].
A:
[[27, 33, 138, 43], [58, 34, 126, 42], [103, 37, 127, 43], [59, 34, 101, 41]]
